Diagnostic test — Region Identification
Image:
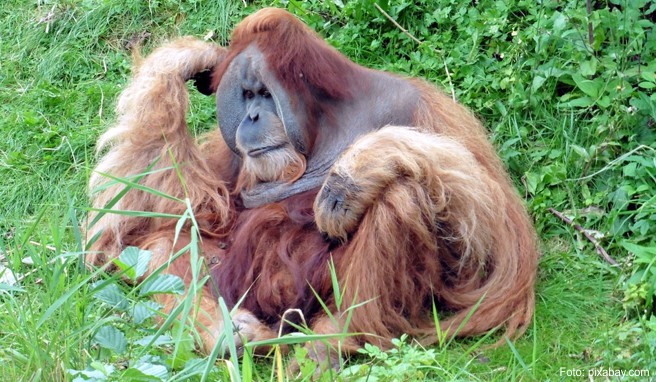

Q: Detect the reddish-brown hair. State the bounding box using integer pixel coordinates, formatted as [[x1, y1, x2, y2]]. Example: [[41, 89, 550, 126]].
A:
[[88, 8, 538, 362], [211, 8, 358, 141], [213, 8, 354, 100], [213, 191, 336, 327]]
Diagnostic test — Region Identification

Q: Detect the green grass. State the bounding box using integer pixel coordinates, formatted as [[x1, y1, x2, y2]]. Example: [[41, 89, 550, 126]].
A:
[[1, 0, 655, 381]]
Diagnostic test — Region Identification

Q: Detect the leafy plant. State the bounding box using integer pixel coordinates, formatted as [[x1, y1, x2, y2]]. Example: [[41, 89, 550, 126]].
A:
[[67, 246, 207, 382]]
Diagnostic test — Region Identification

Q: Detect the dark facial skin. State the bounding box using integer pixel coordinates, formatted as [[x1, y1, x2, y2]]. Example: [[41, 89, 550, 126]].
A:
[[236, 85, 285, 157]]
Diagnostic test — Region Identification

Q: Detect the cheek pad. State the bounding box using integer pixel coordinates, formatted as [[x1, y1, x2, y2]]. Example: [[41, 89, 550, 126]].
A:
[[216, 60, 247, 154]]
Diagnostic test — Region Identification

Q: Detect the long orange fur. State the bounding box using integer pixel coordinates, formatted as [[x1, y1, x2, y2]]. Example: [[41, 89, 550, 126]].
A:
[[87, 9, 539, 363]]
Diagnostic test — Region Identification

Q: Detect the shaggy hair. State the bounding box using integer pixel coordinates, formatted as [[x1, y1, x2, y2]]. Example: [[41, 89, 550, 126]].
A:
[[87, 8, 538, 360]]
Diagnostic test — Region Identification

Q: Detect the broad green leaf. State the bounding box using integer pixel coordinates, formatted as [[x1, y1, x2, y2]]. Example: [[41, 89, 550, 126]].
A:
[[641, 71, 656, 83], [67, 364, 114, 381], [132, 301, 161, 324], [139, 274, 185, 296], [93, 326, 128, 354], [531, 75, 546, 92], [113, 246, 152, 280], [572, 73, 601, 98], [621, 241, 656, 263], [135, 334, 173, 347], [552, 11, 566, 32], [135, 363, 168, 379], [623, 162, 638, 177], [559, 96, 594, 108], [121, 368, 163, 382], [90, 361, 115, 376], [122, 362, 168, 381], [580, 60, 597, 76], [524, 172, 542, 194], [596, 96, 611, 108], [92, 282, 129, 311]]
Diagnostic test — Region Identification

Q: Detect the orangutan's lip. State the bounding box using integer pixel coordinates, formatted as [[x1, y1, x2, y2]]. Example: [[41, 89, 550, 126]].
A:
[[247, 144, 285, 157]]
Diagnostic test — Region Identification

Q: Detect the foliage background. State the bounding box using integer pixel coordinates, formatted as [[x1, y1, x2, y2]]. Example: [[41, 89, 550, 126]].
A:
[[0, 0, 654, 380]]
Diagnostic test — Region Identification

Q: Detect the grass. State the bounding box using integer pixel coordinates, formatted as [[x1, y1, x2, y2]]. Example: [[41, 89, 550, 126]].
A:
[[1, 0, 655, 381]]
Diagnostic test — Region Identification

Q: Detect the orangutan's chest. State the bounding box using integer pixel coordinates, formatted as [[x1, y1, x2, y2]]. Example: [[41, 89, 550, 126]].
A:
[[214, 209, 335, 323]]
